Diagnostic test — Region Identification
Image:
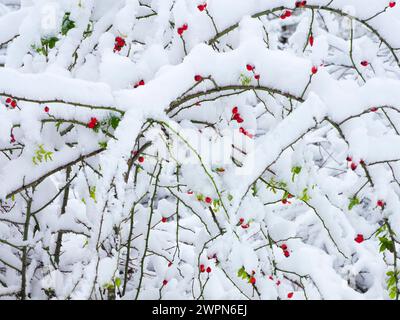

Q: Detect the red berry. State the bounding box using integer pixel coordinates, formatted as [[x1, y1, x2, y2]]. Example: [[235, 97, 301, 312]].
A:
[[254, 74, 260, 80], [205, 197, 212, 204], [361, 60, 369, 67], [370, 107, 378, 112], [351, 162, 357, 171], [161, 217, 167, 223], [5, 98, 11, 104], [355, 234, 364, 243], [168, 262, 172, 267], [287, 292, 294, 298], [377, 200, 385, 208], [182, 24, 188, 31], [232, 106, 238, 114], [284, 10, 292, 17], [194, 75, 203, 82], [233, 114, 244, 123], [10, 134, 15, 143], [239, 218, 244, 224], [249, 277, 256, 285], [311, 66, 318, 74], [44, 106, 49, 113], [197, 4, 207, 11], [276, 280, 281, 286], [296, 1, 307, 7], [163, 279, 168, 286], [88, 117, 98, 129], [389, 2, 396, 8], [309, 35, 314, 47], [206, 267, 212, 273], [200, 264, 205, 273], [246, 64, 255, 71], [346, 156, 352, 162], [138, 80, 145, 86], [177, 27, 184, 35], [241, 224, 250, 229], [10, 100, 17, 108], [115, 37, 125, 47], [269, 275, 274, 280], [283, 250, 290, 257], [281, 244, 288, 250], [138, 156, 145, 163], [282, 199, 288, 204]]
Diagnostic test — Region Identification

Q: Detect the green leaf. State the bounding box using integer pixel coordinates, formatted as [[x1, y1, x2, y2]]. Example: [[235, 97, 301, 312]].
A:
[[348, 197, 360, 210], [239, 74, 252, 86], [237, 267, 245, 278], [291, 166, 302, 182], [299, 188, 310, 202], [115, 277, 121, 288], [89, 186, 97, 202], [109, 115, 121, 130], [251, 183, 258, 196], [99, 141, 108, 149], [61, 12, 76, 36], [47, 37, 59, 49]]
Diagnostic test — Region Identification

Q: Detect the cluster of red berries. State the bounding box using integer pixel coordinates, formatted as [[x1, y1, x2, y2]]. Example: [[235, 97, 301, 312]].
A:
[[5, 98, 17, 108], [282, 194, 294, 205], [280, 243, 290, 257], [354, 234, 364, 243], [346, 157, 365, 171], [113, 36, 126, 53], [197, 3, 207, 11], [200, 264, 212, 273], [238, 218, 250, 229], [389, 2, 396, 8], [295, 1, 307, 7], [87, 117, 98, 129], [231, 106, 244, 123], [280, 10, 292, 19], [246, 64, 260, 80], [231, 107, 253, 138], [133, 79, 145, 88], [177, 23, 188, 36]]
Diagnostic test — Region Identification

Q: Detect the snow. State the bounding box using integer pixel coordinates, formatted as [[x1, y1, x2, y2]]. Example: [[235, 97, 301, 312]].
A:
[[0, 0, 400, 301]]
